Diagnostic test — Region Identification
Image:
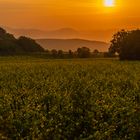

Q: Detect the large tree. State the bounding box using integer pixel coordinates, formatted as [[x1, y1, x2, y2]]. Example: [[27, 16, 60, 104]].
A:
[[109, 29, 140, 60]]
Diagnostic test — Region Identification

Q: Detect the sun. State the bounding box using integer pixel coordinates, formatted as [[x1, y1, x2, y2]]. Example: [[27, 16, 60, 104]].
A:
[[104, 0, 115, 7]]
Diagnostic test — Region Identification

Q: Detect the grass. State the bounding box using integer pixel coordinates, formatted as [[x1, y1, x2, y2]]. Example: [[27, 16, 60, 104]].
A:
[[0, 56, 140, 139]]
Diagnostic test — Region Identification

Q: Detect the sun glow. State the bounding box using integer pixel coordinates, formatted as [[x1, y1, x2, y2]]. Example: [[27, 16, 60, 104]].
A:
[[104, 0, 115, 7]]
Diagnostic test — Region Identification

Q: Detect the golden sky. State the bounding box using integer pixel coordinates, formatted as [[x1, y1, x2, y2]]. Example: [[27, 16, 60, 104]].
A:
[[0, 0, 140, 31]]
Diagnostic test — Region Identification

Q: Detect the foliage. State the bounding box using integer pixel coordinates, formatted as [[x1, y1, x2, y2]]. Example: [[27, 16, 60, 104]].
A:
[[57, 50, 64, 58], [109, 30, 127, 55], [0, 28, 19, 54], [93, 49, 99, 54], [17, 36, 44, 52], [76, 47, 91, 58], [0, 57, 140, 139], [0, 27, 6, 35], [51, 49, 58, 58], [109, 29, 140, 60], [0, 27, 44, 54]]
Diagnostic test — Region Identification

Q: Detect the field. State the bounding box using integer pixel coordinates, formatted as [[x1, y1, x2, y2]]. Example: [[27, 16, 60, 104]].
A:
[[0, 56, 140, 140]]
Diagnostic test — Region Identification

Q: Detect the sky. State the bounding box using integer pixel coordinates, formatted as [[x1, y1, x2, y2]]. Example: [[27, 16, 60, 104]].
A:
[[0, 0, 140, 40]]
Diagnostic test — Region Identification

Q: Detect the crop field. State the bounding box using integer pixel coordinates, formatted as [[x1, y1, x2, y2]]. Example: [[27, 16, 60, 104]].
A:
[[0, 56, 140, 140]]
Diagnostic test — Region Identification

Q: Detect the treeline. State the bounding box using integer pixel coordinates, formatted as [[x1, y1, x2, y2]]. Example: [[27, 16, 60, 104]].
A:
[[0, 27, 110, 58], [63, 28, 140, 60], [43, 47, 111, 59], [0, 27, 44, 55], [1, 27, 140, 60]]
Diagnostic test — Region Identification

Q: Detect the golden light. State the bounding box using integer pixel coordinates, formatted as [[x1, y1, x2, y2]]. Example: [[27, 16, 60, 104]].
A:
[[104, 0, 115, 7]]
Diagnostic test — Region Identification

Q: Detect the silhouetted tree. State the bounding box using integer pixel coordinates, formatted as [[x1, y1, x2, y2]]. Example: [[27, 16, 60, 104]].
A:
[[109, 29, 140, 60], [109, 29, 128, 55], [93, 49, 99, 54], [51, 49, 58, 58], [0, 28, 16, 41], [0, 27, 45, 55], [120, 30, 140, 60], [92, 49, 100, 57], [17, 36, 44, 52], [0, 27, 6, 35], [76, 47, 91, 58], [58, 50, 64, 58], [45, 49, 50, 54], [68, 50, 74, 58], [0, 27, 19, 54]]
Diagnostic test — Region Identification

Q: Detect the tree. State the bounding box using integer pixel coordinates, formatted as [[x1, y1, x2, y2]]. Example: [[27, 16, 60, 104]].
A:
[[92, 49, 99, 57], [0, 27, 16, 41], [0, 27, 19, 54], [0, 27, 45, 55], [76, 47, 91, 58], [68, 50, 74, 58], [17, 36, 44, 52], [93, 49, 99, 54], [120, 30, 140, 60], [51, 49, 58, 58], [109, 29, 140, 60], [0, 27, 6, 35], [109, 29, 128, 55], [58, 50, 64, 58]]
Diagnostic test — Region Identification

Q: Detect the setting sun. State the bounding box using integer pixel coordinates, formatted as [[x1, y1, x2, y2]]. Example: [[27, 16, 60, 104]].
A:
[[104, 0, 115, 7]]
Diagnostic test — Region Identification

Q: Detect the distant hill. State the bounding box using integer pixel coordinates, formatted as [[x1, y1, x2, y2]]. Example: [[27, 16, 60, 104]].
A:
[[45, 28, 80, 39], [4, 27, 80, 39], [36, 39, 109, 52], [4, 26, 116, 42]]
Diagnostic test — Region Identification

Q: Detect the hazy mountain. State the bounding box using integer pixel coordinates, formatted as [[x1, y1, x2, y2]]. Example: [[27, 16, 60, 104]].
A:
[[2, 26, 110, 52], [3, 26, 115, 42], [36, 39, 109, 52], [46, 28, 80, 38], [3, 26, 80, 38], [3, 26, 47, 38]]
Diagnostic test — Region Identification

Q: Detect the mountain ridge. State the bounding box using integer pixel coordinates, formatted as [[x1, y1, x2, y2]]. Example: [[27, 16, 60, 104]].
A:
[[36, 38, 109, 52], [3, 26, 116, 42]]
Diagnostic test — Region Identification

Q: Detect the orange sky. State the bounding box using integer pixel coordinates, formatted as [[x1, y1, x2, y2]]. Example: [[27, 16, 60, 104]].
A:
[[0, 0, 140, 39]]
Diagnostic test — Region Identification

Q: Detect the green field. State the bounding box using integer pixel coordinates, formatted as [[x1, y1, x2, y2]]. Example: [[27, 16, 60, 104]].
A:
[[0, 57, 140, 140]]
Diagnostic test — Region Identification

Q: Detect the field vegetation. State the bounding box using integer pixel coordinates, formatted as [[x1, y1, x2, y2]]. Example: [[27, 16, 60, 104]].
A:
[[0, 57, 140, 139]]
